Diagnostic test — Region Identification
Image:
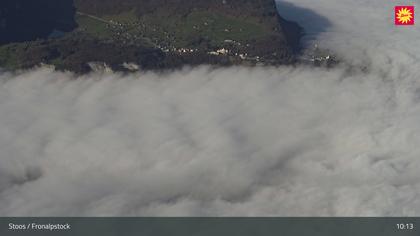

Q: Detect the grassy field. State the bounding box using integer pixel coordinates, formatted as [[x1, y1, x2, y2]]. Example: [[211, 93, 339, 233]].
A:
[[103, 10, 138, 24], [0, 44, 19, 69], [79, 8, 274, 49], [181, 11, 270, 43], [139, 10, 273, 48], [75, 14, 113, 38]]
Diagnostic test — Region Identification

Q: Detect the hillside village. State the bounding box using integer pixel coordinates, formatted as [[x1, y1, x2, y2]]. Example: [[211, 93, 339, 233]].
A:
[[0, 0, 303, 73]]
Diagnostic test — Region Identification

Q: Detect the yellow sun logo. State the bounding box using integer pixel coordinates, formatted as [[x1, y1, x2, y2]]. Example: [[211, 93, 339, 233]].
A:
[[396, 7, 413, 24]]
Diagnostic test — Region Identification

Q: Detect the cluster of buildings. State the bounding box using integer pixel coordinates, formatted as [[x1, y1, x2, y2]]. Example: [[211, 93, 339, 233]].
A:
[[80, 13, 266, 63]]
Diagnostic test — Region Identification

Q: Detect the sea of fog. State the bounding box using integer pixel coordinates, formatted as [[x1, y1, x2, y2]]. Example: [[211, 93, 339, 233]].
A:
[[0, 0, 419, 216]]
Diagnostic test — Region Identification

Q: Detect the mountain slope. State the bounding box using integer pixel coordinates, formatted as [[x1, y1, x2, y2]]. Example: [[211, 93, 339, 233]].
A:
[[0, 0, 302, 73]]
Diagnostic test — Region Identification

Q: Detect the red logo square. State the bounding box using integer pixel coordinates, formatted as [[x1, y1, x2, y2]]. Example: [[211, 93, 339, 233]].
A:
[[395, 6, 415, 25]]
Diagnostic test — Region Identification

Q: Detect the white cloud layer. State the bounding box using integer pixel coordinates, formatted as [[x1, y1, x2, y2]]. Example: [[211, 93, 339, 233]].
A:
[[1, 0, 420, 216]]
